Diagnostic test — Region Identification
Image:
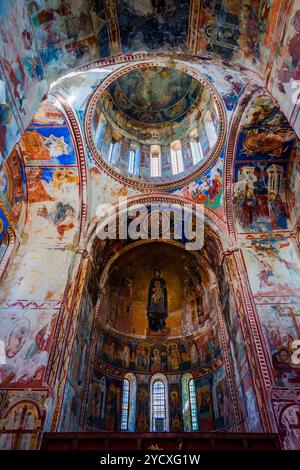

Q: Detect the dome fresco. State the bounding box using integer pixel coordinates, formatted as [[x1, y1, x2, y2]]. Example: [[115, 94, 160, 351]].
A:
[[107, 66, 202, 125], [87, 64, 225, 189]]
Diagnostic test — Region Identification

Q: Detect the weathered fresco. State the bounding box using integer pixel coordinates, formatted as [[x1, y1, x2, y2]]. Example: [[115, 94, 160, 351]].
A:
[[234, 93, 297, 233], [0, 0, 47, 159], [116, 0, 190, 53], [100, 242, 218, 337], [195, 365, 232, 431], [0, 307, 59, 388], [86, 369, 122, 432], [243, 239, 300, 297], [169, 382, 183, 431], [0, 6, 300, 449], [96, 326, 222, 374]]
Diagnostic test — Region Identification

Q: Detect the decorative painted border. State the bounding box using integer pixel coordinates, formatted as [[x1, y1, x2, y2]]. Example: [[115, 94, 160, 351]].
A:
[[0, 228, 15, 281], [51, 93, 88, 244]]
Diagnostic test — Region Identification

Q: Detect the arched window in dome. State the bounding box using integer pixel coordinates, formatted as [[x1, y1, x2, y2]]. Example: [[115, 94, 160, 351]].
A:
[[128, 150, 135, 175], [150, 145, 161, 178], [121, 373, 137, 431], [170, 140, 184, 175], [150, 374, 169, 432], [204, 110, 217, 149], [189, 128, 203, 164], [108, 142, 114, 162]]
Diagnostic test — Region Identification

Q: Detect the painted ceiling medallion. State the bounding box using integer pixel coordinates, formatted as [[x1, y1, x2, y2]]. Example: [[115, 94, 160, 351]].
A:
[[85, 61, 226, 191]]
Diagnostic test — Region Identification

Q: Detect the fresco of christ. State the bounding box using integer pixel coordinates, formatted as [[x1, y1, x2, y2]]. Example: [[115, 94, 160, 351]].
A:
[[147, 268, 168, 333]]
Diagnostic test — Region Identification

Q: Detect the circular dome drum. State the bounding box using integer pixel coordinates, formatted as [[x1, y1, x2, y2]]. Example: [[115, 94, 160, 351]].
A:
[[85, 61, 226, 190]]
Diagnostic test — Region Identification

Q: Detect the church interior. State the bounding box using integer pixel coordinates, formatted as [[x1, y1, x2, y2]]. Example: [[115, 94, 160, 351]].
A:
[[0, 0, 300, 452]]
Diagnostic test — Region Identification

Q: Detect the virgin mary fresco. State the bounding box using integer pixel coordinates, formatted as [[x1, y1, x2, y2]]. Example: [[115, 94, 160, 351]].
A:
[[147, 268, 168, 333]]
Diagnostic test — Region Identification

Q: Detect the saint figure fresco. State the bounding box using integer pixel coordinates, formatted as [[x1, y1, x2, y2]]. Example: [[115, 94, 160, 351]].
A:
[[147, 268, 168, 333]]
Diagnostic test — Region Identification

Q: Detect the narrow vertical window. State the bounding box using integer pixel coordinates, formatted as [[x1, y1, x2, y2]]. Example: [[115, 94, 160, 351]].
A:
[[128, 150, 135, 175], [152, 380, 166, 431], [204, 111, 217, 149], [121, 378, 130, 431], [189, 129, 203, 164], [170, 140, 184, 175], [108, 142, 114, 162], [150, 145, 161, 177], [189, 379, 198, 431]]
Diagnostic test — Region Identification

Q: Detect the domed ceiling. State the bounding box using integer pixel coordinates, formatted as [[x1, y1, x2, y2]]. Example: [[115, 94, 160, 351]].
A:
[[107, 66, 202, 125], [86, 63, 226, 190]]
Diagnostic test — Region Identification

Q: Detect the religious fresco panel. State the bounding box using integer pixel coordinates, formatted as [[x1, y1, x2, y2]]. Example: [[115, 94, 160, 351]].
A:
[[195, 365, 232, 431], [86, 369, 122, 432], [0, 1, 47, 159], [234, 93, 298, 233], [116, 0, 190, 53], [96, 326, 222, 375], [169, 382, 183, 432], [0, 308, 59, 389]]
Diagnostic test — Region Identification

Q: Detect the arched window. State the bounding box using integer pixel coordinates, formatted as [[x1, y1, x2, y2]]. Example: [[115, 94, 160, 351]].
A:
[[121, 378, 130, 430], [150, 374, 169, 432], [170, 140, 184, 175], [121, 373, 137, 431], [189, 379, 198, 431], [108, 142, 114, 162], [150, 145, 161, 177], [128, 150, 135, 175], [204, 110, 217, 149], [189, 129, 203, 164], [182, 373, 198, 431]]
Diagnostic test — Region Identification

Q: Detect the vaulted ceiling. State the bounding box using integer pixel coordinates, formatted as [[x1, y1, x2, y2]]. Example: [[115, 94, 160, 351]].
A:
[[1, 0, 300, 163]]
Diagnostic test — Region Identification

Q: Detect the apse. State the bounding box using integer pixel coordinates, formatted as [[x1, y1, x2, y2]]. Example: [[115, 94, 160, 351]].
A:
[[81, 240, 233, 433]]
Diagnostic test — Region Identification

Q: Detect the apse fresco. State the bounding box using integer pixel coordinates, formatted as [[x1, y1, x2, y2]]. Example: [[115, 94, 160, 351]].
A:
[[169, 383, 183, 432], [86, 370, 122, 432], [116, 0, 190, 52], [195, 365, 232, 431], [0, 308, 58, 388], [100, 243, 217, 337], [96, 326, 222, 374], [136, 383, 150, 432], [59, 380, 81, 432], [234, 93, 297, 233]]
